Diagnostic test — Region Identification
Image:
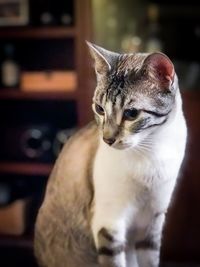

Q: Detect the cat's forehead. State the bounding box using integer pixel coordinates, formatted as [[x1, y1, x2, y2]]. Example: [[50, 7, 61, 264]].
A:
[[97, 54, 155, 100], [101, 54, 147, 99], [112, 53, 147, 75]]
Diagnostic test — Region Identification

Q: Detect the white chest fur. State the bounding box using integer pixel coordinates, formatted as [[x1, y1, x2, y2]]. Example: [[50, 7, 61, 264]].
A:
[[92, 94, 187, 234]]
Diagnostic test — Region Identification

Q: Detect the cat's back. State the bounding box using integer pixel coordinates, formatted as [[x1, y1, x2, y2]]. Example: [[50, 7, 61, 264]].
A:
[[34, 122, 99, 267]]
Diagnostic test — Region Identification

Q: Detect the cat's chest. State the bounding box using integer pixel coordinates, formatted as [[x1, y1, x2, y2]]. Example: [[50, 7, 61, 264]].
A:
[[94, 142, 156, 186], [93, 141, 178, 227], [93, 142, 158, 210], [93, 140, 179, 209], [94, 138, 182, 187]]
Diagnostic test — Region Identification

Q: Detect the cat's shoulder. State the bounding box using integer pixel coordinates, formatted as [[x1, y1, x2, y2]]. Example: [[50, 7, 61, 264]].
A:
[[63, 121, 98, 150], [55, 121, 99, 168], [45, 121, 99, 195]]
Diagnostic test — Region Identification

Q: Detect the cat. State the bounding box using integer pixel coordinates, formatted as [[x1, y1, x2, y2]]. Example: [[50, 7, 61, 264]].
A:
[[34, 42, 187, 267]]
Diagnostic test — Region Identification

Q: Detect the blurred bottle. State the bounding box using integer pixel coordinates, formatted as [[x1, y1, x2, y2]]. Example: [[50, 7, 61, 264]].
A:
[[53, 128, 77, 157], [121, 18, 143, 53], [1, 44, 20, 88], [0, 183, 10, 206], [121, 35, 143, 53], [60, 13, 72, 25], [40, 12, 55, 25], [145, 4, 163, 53]]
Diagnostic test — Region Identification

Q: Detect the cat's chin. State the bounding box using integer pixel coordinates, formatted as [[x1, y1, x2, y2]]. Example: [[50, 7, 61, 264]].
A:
[[111, 142, 133, 150]]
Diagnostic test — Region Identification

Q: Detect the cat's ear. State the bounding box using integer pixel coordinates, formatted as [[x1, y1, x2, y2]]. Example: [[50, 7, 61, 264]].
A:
[[86, 41, 118, 75], [142, 52, 175, 90]]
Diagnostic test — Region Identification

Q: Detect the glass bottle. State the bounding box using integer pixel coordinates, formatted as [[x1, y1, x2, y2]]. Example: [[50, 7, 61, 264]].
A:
[[1, 44, 20, 88], [145, 4, 163, 53]]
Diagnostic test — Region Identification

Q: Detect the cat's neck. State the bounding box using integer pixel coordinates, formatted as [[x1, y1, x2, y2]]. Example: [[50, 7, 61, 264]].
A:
[[155, 89, 186, 143]]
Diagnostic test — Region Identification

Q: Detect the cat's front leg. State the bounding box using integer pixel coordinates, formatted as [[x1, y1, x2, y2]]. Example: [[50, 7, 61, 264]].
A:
[[92, 210, 128, 267], [136, 212, 165, 267], [97, 227, 126, 267]]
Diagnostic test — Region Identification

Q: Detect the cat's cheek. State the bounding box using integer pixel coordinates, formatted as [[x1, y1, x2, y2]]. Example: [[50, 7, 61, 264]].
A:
[[129, 130, 153, 148], [126, 133, 143, 147]]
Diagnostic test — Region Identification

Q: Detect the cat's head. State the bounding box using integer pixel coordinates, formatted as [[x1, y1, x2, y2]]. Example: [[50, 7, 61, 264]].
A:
[[87, 42, 177, 150]]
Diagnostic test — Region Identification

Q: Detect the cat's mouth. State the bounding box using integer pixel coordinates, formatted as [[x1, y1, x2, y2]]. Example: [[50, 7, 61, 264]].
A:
[[110, 136, 143, 150], [102, 138, 131, 150], [102, 136, 138, 150]]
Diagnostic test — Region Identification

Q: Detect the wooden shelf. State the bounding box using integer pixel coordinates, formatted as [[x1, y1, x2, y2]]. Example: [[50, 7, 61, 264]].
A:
[[0, 89, 77, 100], [0, 162, 53, 176], [0, 234, 33, 249], [0, 26, 76, 39]]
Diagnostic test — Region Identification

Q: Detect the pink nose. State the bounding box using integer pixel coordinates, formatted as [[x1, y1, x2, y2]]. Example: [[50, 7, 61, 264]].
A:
[[103, 137, 116, 145]]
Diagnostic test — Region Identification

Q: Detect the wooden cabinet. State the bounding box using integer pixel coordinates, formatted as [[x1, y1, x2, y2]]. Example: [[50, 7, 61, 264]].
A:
[[0, 0, 92, 177]]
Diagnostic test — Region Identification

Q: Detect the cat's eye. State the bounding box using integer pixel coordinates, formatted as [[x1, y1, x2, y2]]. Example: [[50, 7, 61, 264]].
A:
[[123, 108, 139, 121], [95, 104, 105, 116]]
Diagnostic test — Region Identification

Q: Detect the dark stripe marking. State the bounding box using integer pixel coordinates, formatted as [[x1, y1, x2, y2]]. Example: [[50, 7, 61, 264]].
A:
[[133, 118, 151, 133], [134, 117, 167, 133], [98, 245, 125, 256], [135, 239, 159, 250], [119, 94, 126, 109], [141, 117, 168, 130], [143, 109, 171, 118], [99, 228, 114, 242], [99, 92, 105, 104]]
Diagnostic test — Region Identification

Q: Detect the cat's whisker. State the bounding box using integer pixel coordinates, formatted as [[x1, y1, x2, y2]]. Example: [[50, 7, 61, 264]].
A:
[[139, 144, 152, 151], [137, 147, 151, 156], [138, 146, 150, 153], [140, 140, 155, 148], [133, 146, 148, 158]]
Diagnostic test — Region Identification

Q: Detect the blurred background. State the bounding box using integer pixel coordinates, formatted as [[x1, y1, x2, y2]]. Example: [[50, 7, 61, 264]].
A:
[[0, 0, 199, 266]]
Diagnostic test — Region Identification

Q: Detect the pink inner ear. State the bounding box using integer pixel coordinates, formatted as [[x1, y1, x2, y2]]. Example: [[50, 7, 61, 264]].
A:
[[145, 53, 175, 84]]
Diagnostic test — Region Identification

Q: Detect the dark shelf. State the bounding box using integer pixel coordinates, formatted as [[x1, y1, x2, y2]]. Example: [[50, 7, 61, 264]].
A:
[[0, 234, 33, 249], [0, 89, 77, 100], [0, 26, 76, 39], [0, 162, 53, 176]]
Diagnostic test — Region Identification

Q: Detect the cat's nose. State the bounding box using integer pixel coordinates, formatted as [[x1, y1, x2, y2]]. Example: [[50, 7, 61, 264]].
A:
[[103, 137, 116, 146]]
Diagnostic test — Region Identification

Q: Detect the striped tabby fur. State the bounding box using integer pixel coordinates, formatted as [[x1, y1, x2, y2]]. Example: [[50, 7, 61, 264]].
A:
[[34, 43, 187, 267]]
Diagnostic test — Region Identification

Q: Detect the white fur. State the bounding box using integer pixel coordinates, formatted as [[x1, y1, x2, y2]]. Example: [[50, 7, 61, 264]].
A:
[[106, 101, 114, 117], [92, 90, 187, 266]]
